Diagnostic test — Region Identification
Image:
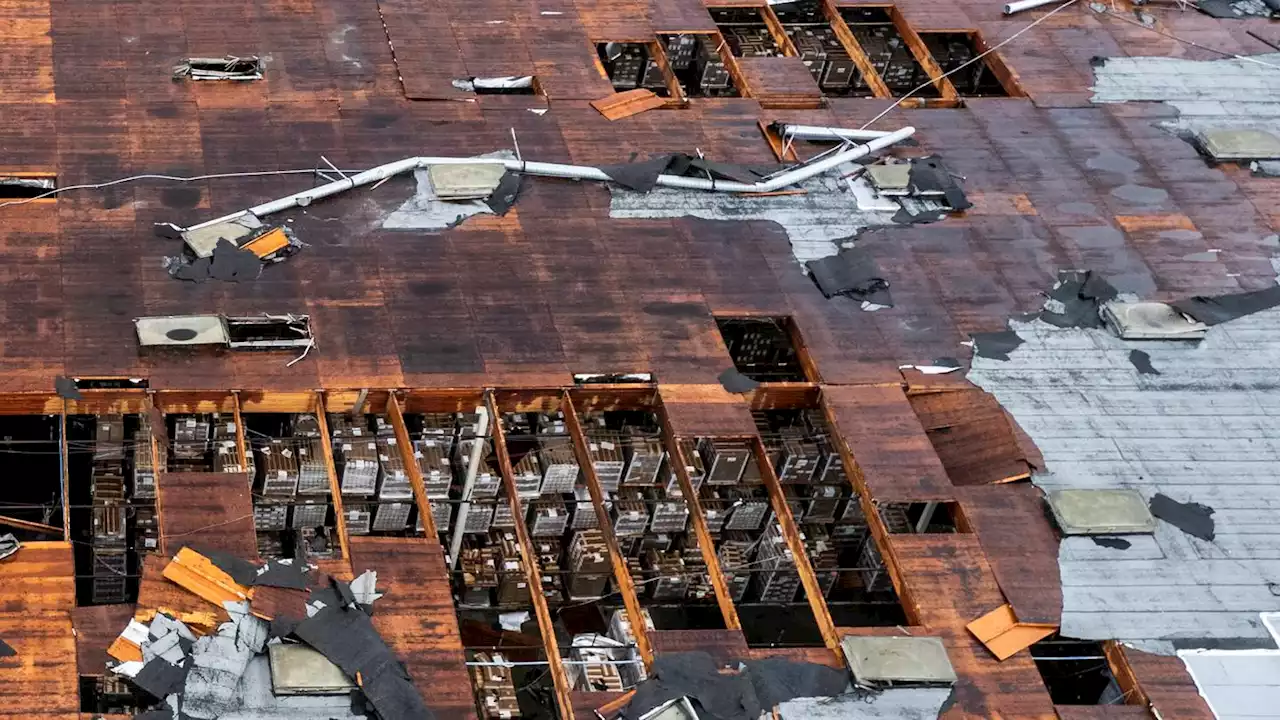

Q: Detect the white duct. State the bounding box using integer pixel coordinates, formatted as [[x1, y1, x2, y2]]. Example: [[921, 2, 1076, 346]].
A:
[[774, 123, 896, 143], [1003, 0, 1059, 14], [185, 126, 915, 232]]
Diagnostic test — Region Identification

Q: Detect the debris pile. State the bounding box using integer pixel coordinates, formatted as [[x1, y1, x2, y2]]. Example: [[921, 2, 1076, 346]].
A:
[[160, 213, 304, 283], [101, 546, 427, 720]]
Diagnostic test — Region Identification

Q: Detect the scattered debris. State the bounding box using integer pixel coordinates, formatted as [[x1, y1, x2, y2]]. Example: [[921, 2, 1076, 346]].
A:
[[1171, 285, 1280, 326], [1128, 349, 1160, 375], [899, 357, 963, 375], [53, 375, 83, 400], [717, 367, 760, 394], [169, 226, 300, 283], [101, 547, 407, 719], [966, 604, 1057, 661], [805, 246, 892, 307], [591, 88, 667, 120], [1091, 536, 1132, 550], [0, 533, 19, 561], [881, 156, 970, 225], [451, 75, 536, 94], [1196, 0, 1279, 19], [0, 638, 14, 658], [484, 171, 522, 215], [1149, 493, 1216, 541], [181, 211, 264, 258], [621, 652, 850, 720], [1039, 270, 1117, 329], [970, 330, 1024, 361], [174, 56, 264, 81]]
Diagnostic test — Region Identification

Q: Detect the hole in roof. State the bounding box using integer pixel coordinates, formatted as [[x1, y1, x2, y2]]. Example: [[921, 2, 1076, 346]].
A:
[[0, 175, 56, 200], [879, 501, 966, 533], [1032, 636, 1128, 705], [774, 0, 871, 96], [658, 34, 740, 98], [174, 56, 263, 81], [596, 42, 671, 97], [710, 7, 783, 58], [837, 7, 939, 99], [714, 316, 809, 383], [920, 31, 1015, 97]]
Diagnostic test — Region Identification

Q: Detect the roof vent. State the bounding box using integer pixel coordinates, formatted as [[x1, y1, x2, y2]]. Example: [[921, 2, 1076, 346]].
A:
[[1047, 489, 1156, 535], [135, 314, 312, 350], [1197, 128, 1280, 162], [1101, 301, 1208, 340], [135, 315, 229, 347], [174, 56, 264, 81], [840, 636, 957, 687]]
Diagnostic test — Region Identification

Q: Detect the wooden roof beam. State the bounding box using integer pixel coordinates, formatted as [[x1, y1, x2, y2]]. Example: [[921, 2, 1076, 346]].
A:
[[385, 392, 439, 539], [561, 390, 656, 667], [657, 420, 743, 630], [486, 391, 577, 720], [749, 434, 843, 658], [820, 0, 892, 98], [314, 392, 352, 562]]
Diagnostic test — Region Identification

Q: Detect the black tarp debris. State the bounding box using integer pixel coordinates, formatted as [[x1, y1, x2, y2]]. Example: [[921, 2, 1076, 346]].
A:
[[743, 657, 849, 710], [718, 368, 759, 394], [0, 533, 19, 561], [601, 155, 680, 192], [54, 376, 83, 400], [198, 547, 260, 586], [805, 248, 892, 307], [485, 171, 522, 215], [971, 330, 1024, 361], [253, 558, 310, 590], [1149, 493, 1216, 541], [600, 154, 777, 192], [891, 206, 947, 225], [621, 652, 852, 720], [1091, 536, 1132, 550], [171, 255, 213, 282], [1039, 270, 1117, 329], [906, 156, 971, 211], [1128, 349, 1160, 375], [1170, 285, 1280, 326], [269, 614, 302, 640], [209, 239, 263, 282], [133, 658, 190, 699], [294, 603, 434, 720], [0, 638, 14, 657]]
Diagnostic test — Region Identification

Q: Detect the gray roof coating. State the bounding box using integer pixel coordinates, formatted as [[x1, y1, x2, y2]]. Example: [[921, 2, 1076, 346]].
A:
[[1178, 613, 1280, 720], [776, 688, 953, 719], [1091, 52, 1280, 144], [968, 306, 1280, 654]]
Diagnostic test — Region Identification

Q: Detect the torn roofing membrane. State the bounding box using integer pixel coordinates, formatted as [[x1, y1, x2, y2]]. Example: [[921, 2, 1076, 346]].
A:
[[968, 293, 1280, 653]]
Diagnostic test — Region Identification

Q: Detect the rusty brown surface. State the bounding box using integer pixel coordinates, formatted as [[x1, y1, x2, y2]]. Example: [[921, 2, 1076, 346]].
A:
[[347, 536, 477, 720], [1, 0, 1270, 714], [157, 472, 258, 559], [0, 542, 78, 716], [71, 603, 136, 675]]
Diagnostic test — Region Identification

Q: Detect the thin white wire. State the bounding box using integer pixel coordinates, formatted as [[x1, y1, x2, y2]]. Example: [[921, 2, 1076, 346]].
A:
[[1095, 6, 1280, 70], [0, 168, 366, 210], [858, 0, 1084, 131]]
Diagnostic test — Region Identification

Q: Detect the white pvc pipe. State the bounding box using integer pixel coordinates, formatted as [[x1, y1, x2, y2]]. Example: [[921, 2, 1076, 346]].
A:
[[448, 406, 490, 569], [775, 124, 895, 142], [1004, 0, 1058, 14], [186, 126, 915, 230]]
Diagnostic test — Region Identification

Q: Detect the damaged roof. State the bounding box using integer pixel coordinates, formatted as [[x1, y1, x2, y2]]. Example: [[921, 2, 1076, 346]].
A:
[[2, 0, 1280, 717]]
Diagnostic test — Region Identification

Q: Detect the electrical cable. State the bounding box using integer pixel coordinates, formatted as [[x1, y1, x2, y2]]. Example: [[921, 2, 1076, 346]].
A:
[[858, 0, 1084, 132], [0, 168, 371, 210]]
